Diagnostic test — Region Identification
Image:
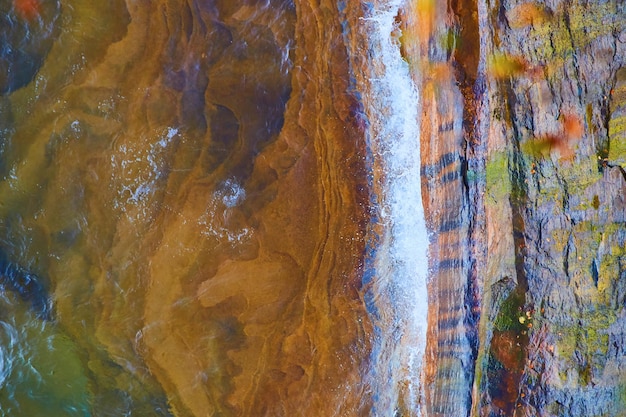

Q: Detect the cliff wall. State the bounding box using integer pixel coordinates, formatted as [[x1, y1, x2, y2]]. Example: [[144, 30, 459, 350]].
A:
[[408, 0, 626, 415]]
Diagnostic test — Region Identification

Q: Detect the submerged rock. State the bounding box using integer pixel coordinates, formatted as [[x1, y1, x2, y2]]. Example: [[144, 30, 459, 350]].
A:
[[0, 0, 61, 94], [0, 0, 371, 415], [0, 249, 51, 319]]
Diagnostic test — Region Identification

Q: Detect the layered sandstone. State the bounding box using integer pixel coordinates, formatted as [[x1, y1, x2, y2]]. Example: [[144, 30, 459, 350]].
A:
[[408, 0, 626, 416]]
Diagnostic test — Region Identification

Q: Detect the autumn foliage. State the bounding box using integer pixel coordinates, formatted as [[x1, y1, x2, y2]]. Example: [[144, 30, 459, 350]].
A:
[[13, 0, 40, 20], [507, 3, 551, 29]]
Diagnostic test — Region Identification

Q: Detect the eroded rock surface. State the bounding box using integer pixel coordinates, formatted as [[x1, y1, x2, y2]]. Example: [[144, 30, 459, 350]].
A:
[[410, 0, 626, 415]]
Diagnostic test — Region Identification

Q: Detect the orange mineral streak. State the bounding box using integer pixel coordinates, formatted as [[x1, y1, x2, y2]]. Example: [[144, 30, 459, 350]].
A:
[[406, 1, 476, 416], [415, 0, 435, 42], [13, 0, 40, 20]]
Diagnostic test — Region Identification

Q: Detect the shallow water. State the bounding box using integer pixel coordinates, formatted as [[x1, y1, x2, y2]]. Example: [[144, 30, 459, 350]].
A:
[[0, 0, 430, 415]]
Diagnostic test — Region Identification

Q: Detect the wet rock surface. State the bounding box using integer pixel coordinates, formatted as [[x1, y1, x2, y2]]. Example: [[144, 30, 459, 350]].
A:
[[409, 0, 626, 415]]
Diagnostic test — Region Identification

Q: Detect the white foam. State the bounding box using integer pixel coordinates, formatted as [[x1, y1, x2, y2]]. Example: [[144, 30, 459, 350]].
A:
[[0, 321, 17, 388], [220, 178, 246, 208], [196, 178, 252, 245], [354, 1, 429, 415], [110, 127, 179, 223]]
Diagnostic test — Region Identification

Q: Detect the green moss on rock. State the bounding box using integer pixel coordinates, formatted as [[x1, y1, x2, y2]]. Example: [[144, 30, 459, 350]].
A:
[[608, 115, 626, 166], [485, 151, 511, 204], [494, 285, 527, 333], [554, 307, 617, 385], [618, 380, 626, 410], [529, 2, 622, 64], [608, 64, 626, 166], [598, 244, 626, 303]]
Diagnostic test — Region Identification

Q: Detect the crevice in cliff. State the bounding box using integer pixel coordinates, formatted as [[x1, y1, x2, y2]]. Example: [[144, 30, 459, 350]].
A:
[[448, 0, 485, 414], [506, 82, 530, 295], [563, 231, 574, 284], [561, 6, 585, 109], [591, 258, 600, 287], [597, 95, 612, 172], [478, 76, 533, 416]]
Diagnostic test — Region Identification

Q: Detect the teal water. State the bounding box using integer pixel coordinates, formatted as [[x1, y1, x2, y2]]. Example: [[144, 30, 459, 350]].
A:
[[0, 294, 89, 417]]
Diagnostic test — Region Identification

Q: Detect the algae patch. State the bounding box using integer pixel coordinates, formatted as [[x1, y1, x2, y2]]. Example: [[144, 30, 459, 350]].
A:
[[486, 151, 511, 204], [608, 68, 626, 167]]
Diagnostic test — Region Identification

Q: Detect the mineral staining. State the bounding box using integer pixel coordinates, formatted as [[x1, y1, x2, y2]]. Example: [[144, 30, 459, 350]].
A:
[[1, 0, 373, 415]]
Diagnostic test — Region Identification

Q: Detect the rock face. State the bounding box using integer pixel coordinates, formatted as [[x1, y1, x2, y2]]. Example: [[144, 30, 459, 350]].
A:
[[409, 0, 626, 416], [0, 0, 625, 416]]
